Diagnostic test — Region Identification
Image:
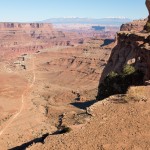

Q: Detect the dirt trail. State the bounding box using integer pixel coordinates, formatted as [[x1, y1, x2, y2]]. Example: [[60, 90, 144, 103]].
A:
[[0, 57, 35, 136]]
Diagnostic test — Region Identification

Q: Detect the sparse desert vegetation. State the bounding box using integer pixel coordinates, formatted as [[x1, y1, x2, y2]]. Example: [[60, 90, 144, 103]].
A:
[[126, 86, 150, 102], [97, 65, 144, 100]]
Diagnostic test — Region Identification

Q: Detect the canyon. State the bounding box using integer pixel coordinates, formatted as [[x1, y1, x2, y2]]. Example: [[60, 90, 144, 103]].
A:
[[0, 22, 80, 60], [0, 2, 150, 149], [0, 21, 113, 149], [27, 21, 150, 150], [29, 6, 149, 150]]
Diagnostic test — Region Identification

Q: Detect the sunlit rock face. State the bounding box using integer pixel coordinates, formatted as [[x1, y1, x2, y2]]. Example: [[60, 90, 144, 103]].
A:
[[146, 0, 150, 20], [97, 31, 150, 100], [120, 19, 147, 32], [144, 0, 150, 31]]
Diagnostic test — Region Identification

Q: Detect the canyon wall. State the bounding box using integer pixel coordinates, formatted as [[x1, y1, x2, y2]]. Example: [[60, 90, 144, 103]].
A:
[[97, 30, 150, 99], [99, 31, 150, 81], [0, 22, 83, 60], [0, 23, 53, 31]]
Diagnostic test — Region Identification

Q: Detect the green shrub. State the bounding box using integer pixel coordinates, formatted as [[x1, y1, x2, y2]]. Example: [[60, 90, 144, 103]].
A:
[[123, 64, 136, 76], [108, 71, 118, 78], [145, 21, 150, 32]]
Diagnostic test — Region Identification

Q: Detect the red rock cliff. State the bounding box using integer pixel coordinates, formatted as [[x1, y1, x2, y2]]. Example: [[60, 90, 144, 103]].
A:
[[0, 22, 83, 60], [99, 31, 150, 82], [120, 19, 147, 32], [0, 23, 53, 31], [97, 30, 150, 99]]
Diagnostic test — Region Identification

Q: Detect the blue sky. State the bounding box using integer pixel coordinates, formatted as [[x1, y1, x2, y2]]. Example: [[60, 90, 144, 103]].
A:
[[0, 0, 148, 22]]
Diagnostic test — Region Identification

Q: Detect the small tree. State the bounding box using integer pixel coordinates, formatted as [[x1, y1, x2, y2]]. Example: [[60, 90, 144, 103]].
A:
[[108, 71, 118, 79], [123, 64, 136, 76]]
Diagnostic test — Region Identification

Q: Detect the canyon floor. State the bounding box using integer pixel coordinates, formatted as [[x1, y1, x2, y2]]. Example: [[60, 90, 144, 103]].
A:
[[0, 39, 112, 149]]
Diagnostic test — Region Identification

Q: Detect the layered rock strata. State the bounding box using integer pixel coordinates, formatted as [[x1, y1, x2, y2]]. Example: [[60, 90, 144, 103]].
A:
[[0, 22, 82, 60], [0, 23, 53, 31], [97, 31, 150, 99]]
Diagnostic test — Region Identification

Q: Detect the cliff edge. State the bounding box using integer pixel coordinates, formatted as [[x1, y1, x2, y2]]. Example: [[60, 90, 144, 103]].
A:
[[97, 0, 150, 100]]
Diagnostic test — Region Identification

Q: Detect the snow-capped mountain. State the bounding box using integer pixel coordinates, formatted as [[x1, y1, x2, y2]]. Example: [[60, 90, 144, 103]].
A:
[[42, 17, 132, 26]]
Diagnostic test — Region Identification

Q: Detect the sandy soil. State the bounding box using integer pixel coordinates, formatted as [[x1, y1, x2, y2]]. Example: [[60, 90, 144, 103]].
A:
[[29, 93, 150, 150]]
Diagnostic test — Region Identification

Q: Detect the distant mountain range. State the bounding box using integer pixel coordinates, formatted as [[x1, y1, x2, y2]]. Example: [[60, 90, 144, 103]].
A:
[[42, 17, 132, 26]]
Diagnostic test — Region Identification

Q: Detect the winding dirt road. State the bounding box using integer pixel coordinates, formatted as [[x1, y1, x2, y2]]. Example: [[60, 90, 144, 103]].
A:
[[0, 57, 36, 136]]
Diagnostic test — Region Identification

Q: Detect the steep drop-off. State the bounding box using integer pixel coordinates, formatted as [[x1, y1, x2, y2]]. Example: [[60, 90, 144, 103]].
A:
[[97, 31, 150, 99]]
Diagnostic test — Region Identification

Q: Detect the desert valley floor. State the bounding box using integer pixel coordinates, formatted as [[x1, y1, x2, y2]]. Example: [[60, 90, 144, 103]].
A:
[[0, 39, 112, 149]]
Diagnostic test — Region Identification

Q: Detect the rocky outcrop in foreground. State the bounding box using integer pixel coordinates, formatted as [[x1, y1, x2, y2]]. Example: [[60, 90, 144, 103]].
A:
[[120, 19, 147, 32], [97, 31, 150, 99], [101, 31, 150, 80], [97, 0, 150, 100]]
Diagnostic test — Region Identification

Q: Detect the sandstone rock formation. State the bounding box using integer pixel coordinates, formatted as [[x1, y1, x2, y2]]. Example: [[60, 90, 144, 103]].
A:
[[97, 1, 150, 99], [144, 0, 150, 31], [121, 1, 150, 32], [0, 23, 53, 31], [146, 0, 150, 20], [97, 31, 150, 99], [120, 19, 147, 32], [0, 22, 84, 60]]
